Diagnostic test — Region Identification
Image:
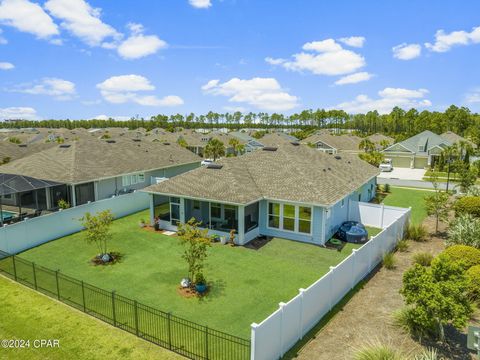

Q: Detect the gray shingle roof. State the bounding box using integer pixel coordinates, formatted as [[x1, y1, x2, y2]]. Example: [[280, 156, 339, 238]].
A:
[[0, 138, 201, 184], [144, 144, 379, 206], [301, 133, 362, 152], [440, 131, 477, 149], [384, 130, 451, 155]]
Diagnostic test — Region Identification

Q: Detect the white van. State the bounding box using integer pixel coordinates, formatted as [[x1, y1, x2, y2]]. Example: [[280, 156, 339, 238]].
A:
[[379, 158, 393, 172]]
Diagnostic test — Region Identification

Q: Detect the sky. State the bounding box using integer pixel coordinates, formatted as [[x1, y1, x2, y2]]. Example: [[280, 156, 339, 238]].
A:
[[1, 0, 480, 121]]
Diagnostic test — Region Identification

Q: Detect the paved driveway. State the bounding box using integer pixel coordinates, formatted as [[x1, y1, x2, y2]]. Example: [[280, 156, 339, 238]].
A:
[[378, 167, 426, 181]]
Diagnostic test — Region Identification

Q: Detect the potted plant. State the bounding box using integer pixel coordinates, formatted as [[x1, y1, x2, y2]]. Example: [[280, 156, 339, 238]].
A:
[[194, 272, 207, 294], [229, 229, 236, 247], [220, 235, 228, 245]]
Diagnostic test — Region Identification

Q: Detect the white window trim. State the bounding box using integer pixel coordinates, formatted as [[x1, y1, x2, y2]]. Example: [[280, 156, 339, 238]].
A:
[[267, 201, 312, 235]]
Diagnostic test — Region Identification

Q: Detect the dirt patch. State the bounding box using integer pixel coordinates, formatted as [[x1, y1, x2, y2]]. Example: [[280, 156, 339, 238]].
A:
[[292, 213, 477, 360], [177, 286, 210, 299]]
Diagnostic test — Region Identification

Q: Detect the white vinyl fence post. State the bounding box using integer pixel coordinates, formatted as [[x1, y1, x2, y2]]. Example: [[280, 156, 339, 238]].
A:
[[279, 302, 287, 358], [351, 249, 358, 288], [329, 266, 335, 310], [299, 288, 306, 339], [380, 203, 385, 228], [250, 323, 258, 360]]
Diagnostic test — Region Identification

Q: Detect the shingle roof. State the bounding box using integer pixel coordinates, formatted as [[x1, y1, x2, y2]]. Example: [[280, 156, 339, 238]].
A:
[[385, 130, 451, 155], [260, 133, 298, 147], [301, 133, 362, 151], [0, 138, 201, 184], [440, 131, 477, 149], [144, 144, 379, 206]]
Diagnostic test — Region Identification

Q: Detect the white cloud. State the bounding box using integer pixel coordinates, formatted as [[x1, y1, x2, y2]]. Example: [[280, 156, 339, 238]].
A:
[[202, 77, 299, 111], [91, 114, 131, 121], [334, 87, 431, 114], [338, 36, 365, 48], [0, 106, 39, 120], [0, 62, 14, 70], [392, 43, 422, 60], [44, 0, 120, 46], [10, 78, 76, 100], [117, 23, 167, 59], [425, 26, 480, 52], [0, 0, 59, 39], [96, 74, 183, 107], [465, 88, 480, 104], [0, 29, 7, 44], [266, 38, 366, 76], [189, 0, 212, 9], [334, 72, 373, 85]]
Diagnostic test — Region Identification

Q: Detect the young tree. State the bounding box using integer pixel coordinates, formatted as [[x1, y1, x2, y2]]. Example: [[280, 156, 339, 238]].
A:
[[424, 172, 450, 233], [204, 138, 225, 161], [228, 137, 241, 156], [400, 255, 472, 341], [177, 137, 188, 148], [177, 218, 211, 282], [80, 210, 114, 256], [458, 163, 478, 193]]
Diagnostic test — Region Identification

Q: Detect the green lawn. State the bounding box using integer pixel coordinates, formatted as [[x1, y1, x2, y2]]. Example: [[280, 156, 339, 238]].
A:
[[18, 210, 357, 338], [0, 275, 180, 360], [381, 187, 430, 225]]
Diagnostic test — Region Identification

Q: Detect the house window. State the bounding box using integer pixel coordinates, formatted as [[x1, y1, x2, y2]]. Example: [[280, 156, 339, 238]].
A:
[[131, 175, 137, 184], [268, 203, 280, 228], [268, 202, 312, 234], [138, 173, 145, 183], [211, 203, 221, 218], [193, 200, 200, 210], [298, 206, 312, 234], [122, 175, 131, 187]]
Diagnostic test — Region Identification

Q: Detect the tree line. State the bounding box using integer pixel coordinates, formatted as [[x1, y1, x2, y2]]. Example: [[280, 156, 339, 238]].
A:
[[2, 105, 479, 145]]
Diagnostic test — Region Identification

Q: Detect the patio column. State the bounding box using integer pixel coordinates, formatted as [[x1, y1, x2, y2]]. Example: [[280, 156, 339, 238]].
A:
[[71, 185, 77, 207], [237, 205, 245, 245], [180, 198, 185, 224], [45, 188, 52, 210], [149, 194, 155, 226]]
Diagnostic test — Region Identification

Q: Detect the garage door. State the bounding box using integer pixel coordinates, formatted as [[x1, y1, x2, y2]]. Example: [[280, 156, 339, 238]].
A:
[[390, 156, 411, 168], [414, 157, 428, 169]]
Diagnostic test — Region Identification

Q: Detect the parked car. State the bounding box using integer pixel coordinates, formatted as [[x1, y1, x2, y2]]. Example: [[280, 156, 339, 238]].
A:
[[379, 158, 393, 172], [201, 159, 214, 166], [335, 221, 368, 243]]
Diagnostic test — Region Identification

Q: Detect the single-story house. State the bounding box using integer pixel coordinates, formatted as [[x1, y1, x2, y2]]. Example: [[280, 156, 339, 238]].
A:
[[259, 133, 299, 147], [301, 133, 362, 154], [440, 131, 477, 149], [382, 130, 452, 168], [0, 138, 201, 212], [229, 131, 265, 153], [143, 144, 379, 246]]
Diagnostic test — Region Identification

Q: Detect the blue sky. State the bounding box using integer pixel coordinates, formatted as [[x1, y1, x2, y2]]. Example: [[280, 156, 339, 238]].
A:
[[1, 0, 480, 120]]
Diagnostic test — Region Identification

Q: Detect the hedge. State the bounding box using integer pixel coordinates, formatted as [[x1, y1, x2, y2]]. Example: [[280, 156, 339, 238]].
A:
[[454, 196, 480, 217]]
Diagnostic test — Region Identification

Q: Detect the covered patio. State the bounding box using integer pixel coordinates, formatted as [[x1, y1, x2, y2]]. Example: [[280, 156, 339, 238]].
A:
[[150, 194, 259, 245], [0, 174, 66, 225]]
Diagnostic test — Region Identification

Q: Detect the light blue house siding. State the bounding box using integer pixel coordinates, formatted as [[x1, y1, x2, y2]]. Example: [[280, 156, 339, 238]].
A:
[[95, 162, 200, 201]]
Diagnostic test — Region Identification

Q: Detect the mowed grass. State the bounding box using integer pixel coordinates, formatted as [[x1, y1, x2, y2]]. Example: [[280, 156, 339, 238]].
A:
[[381, 187, 430, 225], [0, 275, 181, 360], [19, 210, 355, 338]]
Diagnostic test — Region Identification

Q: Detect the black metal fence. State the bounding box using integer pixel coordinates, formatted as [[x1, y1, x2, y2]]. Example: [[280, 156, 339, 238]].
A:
[[0, 250, 250, 360]]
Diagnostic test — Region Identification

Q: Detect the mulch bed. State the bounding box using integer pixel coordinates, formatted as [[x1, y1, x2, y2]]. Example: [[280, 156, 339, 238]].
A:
[[177, 286, 211, 298], [90, 252, 123, 266]]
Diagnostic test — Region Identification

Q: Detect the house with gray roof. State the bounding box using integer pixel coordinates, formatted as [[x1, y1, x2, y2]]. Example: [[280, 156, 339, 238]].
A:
[[382, 130, 452, 168], [301, 133, 362, 154], [143, 144, 379, 246], [229, 131, 264, 153], [0, 138, 201, 214]]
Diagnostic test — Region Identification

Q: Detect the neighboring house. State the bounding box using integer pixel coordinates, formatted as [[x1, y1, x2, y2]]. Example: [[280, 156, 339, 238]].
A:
[[440, 131, 477, 149], [143, 144, 379, 246], [229, 131, 265, 152], [366, 133, 395, 150], [0, 138, 201, 212], [382, 130, 452, 168], [301, 133, 362, 154], [260, 133, 299, 147]]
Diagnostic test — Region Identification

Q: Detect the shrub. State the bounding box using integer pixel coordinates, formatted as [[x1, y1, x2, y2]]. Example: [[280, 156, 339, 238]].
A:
[[454, 196, 480, 217], [442, 244, 480, 270], [447, 214, 480, 248], [396, 239, 409, 252], [354, 342, 403, 360], [383, 183, 391, 193], [466, 265, 480, 300], [383, 253, 396, 270], [405, 224, 428, 242], [414, 348, 438, 360], [412, 252, 434, 267], [393, 307, 437, 340]]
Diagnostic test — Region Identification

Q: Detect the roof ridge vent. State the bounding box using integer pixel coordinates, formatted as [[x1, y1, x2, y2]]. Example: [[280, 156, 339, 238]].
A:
[[18, 144, 27, 147], [106, 139, 116, 143], [334, 155, 341, 160], [207, 163, 223, 169], [132, 138, 141, 142], [59, 144, 71, 148], [262, 146, 278, 151], [290, 141, 300, 146]]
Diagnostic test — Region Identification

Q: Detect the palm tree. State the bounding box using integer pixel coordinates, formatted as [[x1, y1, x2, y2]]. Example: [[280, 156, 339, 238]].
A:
[[204, 139, 225, 161], [228, 138, 241, 156], [359, 138, 375, 153]]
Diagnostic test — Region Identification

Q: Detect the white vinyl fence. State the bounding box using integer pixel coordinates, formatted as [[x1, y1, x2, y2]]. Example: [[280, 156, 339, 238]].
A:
[[251, 203, 410, 360], [0, 191, 150, 254]]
